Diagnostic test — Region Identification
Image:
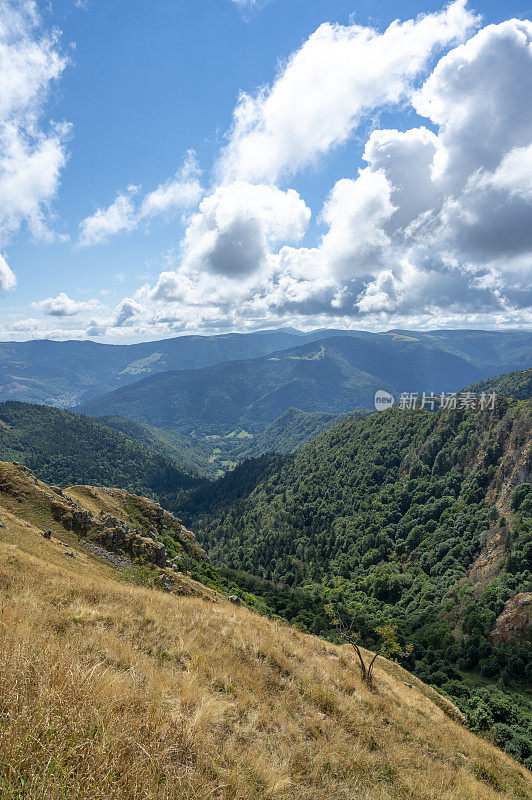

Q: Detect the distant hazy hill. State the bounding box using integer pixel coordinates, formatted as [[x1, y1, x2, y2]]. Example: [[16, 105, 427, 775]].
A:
[[1, 328, 530, 408], [77, 332, 532, 433], [0, 328, 349, 406], [464, 368, 532, 400], [0, 401, 202, 495], [0, 331, 291, 406]]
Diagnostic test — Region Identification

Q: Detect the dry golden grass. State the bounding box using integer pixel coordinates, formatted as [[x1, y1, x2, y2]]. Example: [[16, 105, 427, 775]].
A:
[[0, 464, 531, 799]]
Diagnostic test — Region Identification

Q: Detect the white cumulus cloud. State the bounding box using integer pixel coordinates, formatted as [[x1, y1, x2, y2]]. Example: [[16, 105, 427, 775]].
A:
[[78, 187, 138, 248], [113, 296, 142, 327], [31, 292, 101, 316], [78, 153, 203, 247], [140, 151, 203, 219], [180, 182, 310, 278], [0, 253, 16, 293], [0, 0, 70, 247], [219, 0, 478, 183]]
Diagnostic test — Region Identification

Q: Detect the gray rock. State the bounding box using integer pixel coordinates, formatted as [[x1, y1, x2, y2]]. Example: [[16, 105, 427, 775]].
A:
[[228, 595, 241, 605]]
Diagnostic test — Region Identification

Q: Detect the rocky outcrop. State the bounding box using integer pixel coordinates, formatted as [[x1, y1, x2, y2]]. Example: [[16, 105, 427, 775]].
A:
[[0, 462, 208, 577], [94, 523, 168, 567], [485, 407, 532, 513], [491, 593, 532, 643]]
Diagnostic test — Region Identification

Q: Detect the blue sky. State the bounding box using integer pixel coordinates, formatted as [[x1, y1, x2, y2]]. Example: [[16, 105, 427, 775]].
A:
[[0, 0, 531, 341]]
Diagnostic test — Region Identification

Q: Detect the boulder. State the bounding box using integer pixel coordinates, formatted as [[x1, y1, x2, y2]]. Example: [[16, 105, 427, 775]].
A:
[[228, 595, 241, 605]]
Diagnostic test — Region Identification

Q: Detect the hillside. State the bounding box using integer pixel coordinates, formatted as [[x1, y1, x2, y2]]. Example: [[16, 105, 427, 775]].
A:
[[0, 463, 530, 799], [0, 460, 210, 580], [76, 333, 532, 433], [464, 369, 532, 401], [100, 414, 218, 477], [239, 408, 357, 458], [183, 398, 532, 765], [0, 401, 203, 495], [0, 328, 335, 406]]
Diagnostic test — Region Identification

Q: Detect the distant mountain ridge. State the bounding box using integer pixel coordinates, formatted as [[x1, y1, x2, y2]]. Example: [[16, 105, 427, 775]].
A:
[[1, 328, 530, 409], [76, 331, 532, 433], [0, 328, 368, 406]]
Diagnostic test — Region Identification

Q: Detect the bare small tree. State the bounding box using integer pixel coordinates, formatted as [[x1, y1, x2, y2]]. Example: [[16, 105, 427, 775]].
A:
[[326, 604, 412, 687]]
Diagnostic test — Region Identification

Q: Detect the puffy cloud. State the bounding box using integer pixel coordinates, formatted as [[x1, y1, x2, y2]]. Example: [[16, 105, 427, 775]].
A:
[[0, 122, 69, 241], [320, 169, 395, 277], [274, 18, 532, 317], [414, 19, 532, 188], [139, 178, 202, 219], [113, 296, 142, 327], [363, 126, 440, 231], [139, 151, 203, 219], [219, 0, 477, 183], [78, 187, 138, 248], [480, 145, 532, 203], [0, 253, 16, 293], [78, 153, 203, 247], [0, 1, 69, 245], [31, 292, 101, 316], [181, 182, 310, 277], [0, 0, 65, 121]]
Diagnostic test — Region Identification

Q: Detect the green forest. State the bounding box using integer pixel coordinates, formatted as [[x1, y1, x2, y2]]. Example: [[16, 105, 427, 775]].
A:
[[0, 402, 202, 497]]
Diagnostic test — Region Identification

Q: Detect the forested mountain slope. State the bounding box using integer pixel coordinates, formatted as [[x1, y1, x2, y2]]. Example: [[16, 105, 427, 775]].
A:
[[183, 399, 532, 765], [465, 369, 532, 401], [0, 401, 203, 496], [77, 333, 531, 433], [99, 414, 217, 476], [389, 330, 531, 373], [0, 462, 530, 799], [239, 408, 357, 457]]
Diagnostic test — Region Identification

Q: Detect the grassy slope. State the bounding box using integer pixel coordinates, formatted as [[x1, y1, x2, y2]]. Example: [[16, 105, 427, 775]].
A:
[[0, 465, 530, 799]]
